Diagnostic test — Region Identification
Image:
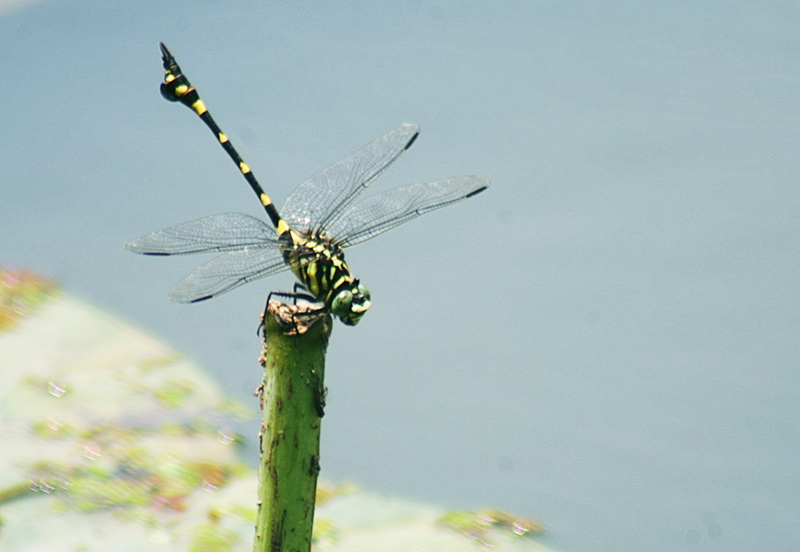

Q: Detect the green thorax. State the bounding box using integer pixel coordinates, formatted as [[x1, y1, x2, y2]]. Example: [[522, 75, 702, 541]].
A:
[[282, 229, 371, 326]]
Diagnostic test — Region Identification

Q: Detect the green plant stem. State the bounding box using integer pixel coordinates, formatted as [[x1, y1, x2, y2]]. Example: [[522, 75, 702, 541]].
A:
[[253, 305, 332, 552]]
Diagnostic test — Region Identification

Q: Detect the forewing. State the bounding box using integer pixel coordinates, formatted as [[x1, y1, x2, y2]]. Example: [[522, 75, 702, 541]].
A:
[[281, 124, 419, 232], [168, 247, 290, 303], [125, 213, 277, 255], [329, 176, 489, 248]]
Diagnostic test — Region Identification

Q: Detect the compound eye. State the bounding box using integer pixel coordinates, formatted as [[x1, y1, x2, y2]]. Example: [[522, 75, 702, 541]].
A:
[[351, 284, 371, 314], [331, 289, 353, 318]]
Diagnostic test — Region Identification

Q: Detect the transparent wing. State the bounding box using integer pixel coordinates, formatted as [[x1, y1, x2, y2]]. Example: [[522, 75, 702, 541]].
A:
[[125, 213, 278, 255], [281, 124, 419, 232], [169, 247, 290, 303], [328, 176, 489, 248]]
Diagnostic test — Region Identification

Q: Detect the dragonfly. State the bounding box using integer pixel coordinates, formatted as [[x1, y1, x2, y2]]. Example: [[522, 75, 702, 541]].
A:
[[126, 44, 489, 326]]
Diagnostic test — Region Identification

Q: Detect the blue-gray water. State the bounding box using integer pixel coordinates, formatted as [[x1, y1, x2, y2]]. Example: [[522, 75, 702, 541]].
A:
[[2, 1, 798, 550]]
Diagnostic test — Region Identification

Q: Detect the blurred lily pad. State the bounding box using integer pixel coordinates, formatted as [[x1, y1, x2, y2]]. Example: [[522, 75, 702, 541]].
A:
[[0, 270, 552, 551]]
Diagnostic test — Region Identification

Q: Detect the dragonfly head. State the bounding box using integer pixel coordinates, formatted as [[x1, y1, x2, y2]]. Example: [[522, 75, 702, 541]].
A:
[[331, 280, 371, 326]]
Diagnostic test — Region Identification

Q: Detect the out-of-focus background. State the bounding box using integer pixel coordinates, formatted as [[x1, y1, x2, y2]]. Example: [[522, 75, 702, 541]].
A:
[[2, 1, 798, 550]]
